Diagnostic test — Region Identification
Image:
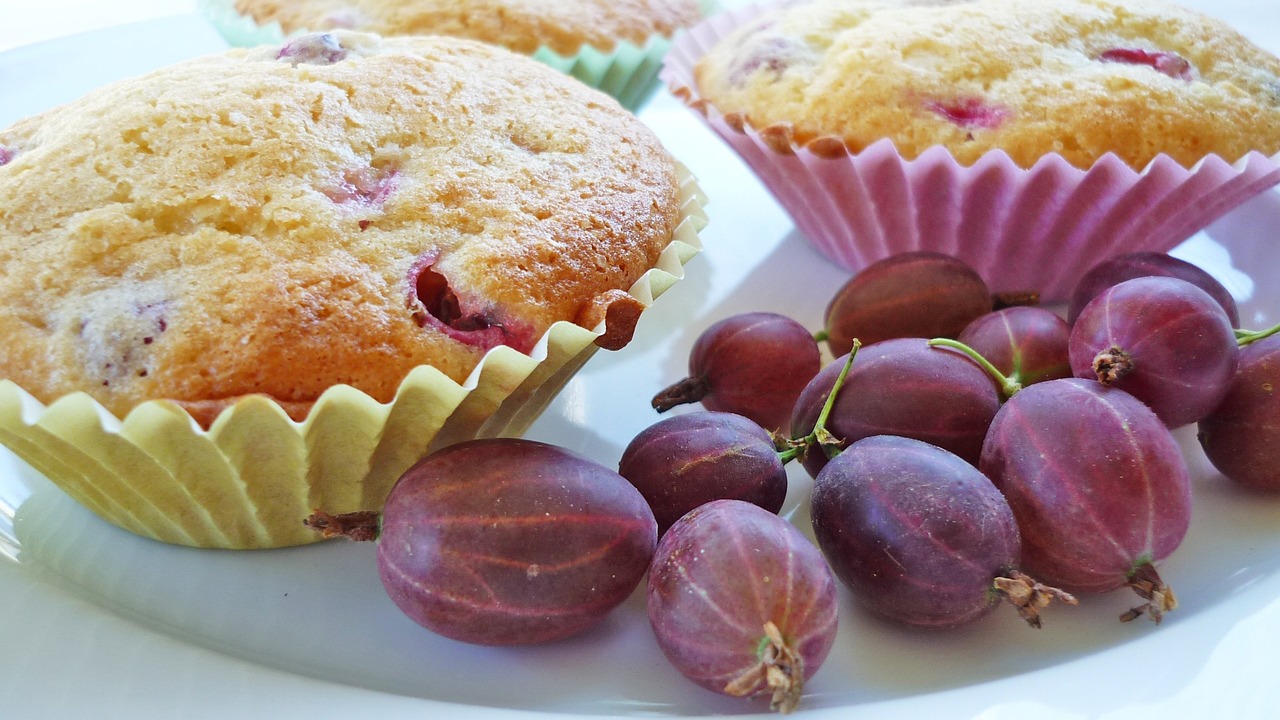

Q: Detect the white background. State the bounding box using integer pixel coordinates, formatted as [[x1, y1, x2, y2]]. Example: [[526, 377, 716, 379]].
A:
[[0, 1, 197, 52]]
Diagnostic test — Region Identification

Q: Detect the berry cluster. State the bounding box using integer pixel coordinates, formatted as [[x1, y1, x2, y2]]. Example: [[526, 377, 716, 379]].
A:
[[308, 250, 1275, 715]]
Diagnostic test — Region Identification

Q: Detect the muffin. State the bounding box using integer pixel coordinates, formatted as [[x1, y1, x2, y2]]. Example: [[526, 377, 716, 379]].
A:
[[201, 0, 707, 110], [0, 31, 706, 548], [665, 0, 1280, 299], [695, 0, 1280, 169]]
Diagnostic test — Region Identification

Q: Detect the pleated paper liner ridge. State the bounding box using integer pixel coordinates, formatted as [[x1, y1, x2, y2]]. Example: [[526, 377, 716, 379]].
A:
[[197, 0, 707, 112], [662, 0, 1280, 301], [0, 167, 706, 550]]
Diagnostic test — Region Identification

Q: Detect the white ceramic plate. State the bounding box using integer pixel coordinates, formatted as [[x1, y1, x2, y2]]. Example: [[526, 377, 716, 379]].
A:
[[3, 6, 1280, 719]]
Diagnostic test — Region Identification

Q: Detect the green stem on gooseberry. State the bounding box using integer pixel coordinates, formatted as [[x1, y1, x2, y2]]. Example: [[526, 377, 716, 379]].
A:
[[926, 337, 1022, 400], [813, 329, 830, 344], [778, 340, 860, 464], [1237, 321, 1280, 347], [777, 446, 802, 463]]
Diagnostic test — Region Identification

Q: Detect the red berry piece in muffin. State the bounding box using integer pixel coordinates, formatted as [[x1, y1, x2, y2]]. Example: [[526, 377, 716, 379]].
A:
[[323, 165, 399, 207], [1099, 47, 1193, 82], [409, 252, 538, 354], [924, 96, 1012, 130], [277, 32, 348, 65], [728, 34, 814, 87]]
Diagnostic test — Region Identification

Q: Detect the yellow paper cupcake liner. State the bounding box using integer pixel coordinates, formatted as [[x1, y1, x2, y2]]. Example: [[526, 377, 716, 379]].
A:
[[0, 167, 706, 550], [196, 0, 708, 112]]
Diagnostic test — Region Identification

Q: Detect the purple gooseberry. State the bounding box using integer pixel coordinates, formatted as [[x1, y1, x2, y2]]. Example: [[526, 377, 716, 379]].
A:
[[647, 500, 838, 713], [811, 435, 1074, 629], [980, 379, 1193, 623], [1198, 326, 1280, 490], [957, 306, 1072, 387], [308, 438, 657, 645], [653, 312, 821, 435], [408, 251, 538, 353], [324, 165, 399, 206], [1069, 276, 1238, 428], [1066, 251, 1238, 326], [822, 252, 993, 357], [790, 338, 1003, 476], [619, 411, 788, 535]]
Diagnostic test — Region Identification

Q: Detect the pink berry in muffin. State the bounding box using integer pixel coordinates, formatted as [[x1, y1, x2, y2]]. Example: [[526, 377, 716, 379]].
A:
[[323, 165, 399, 207], [0, 147, 12, 166], [924, 96, 1012, 130], [1099, 47, 1194, 82], [728, 35, 813, 87], [277, 32, 347, 65], [409, 253, 538, 354]]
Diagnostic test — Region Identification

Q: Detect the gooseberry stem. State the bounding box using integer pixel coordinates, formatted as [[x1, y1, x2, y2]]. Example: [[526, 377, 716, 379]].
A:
[[1237, 321, 1280, 347], [781, 340, 861, 463], [305, 509, 382, 542], [652, 376, 710, 413], [1121, 559, 1177, 624], [991, 571, 1078, 629], [926, 338, 1022, 400], [813, 329, 830, 344], [991, 290, 1041, 309]]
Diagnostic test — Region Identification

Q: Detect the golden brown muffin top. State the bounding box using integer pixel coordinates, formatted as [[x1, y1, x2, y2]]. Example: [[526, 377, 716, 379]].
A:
[[0, 32, 682, 424], [695, 0, 1280, 169], [236, 0, 704, 56]]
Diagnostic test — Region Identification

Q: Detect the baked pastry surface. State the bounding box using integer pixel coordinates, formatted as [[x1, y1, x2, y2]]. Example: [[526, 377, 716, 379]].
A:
[[0, 31, 683, 425], [235, 0, 704, 55], [695, 0, 1280, 168]]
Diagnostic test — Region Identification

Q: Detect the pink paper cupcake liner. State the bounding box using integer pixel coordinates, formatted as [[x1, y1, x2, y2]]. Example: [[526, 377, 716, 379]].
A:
[[662, 1, 1280, 301]]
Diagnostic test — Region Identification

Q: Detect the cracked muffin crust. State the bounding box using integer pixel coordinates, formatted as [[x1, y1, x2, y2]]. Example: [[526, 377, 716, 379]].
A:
[[0, 31, 684, 426]]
